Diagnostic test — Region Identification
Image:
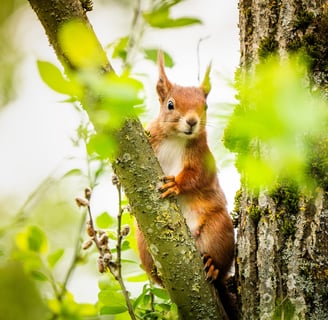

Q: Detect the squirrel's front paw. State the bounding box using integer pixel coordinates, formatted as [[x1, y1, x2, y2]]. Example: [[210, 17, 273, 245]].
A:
[[159, 176, 180, 198], [202, 253, 219, 282]]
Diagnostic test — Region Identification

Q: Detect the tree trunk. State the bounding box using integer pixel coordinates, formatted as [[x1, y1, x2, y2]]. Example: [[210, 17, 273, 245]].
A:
[[236, 1, 328, 319], [27, 0, 225, 319]]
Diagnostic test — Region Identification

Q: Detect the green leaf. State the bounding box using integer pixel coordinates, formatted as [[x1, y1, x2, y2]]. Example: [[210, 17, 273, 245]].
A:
[[58, 20, 108, 69], [120, 258, 138, 264], [121, 240, 130, 251], [76, 303, 98, 317], [113, 312, 131, 320], [98, 290, 128, 314], [100, 305, 128, 315], [143, 7, 201, 28], [28, 226, 47, 253], [144, 49, 174, 67], [63, 168, 84, 178], [111, 36, 129, 61], [96, 212, 115, 229], [98, 274, 121, 291], [30, 270, 48, 281], [132, 287, 147, 309], [16, 225, 48, 253], [37, 60, 71, 94], [47, 249, 65, 268], [79, 72, 144, 132], [127, 273, 148, 282], [87, 132, 118, 159], [151, 287, 170, 300]]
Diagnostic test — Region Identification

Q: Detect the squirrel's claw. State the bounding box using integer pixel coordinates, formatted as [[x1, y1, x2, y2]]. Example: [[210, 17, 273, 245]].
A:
[[203, 253, 220, 282], [159, 176, 180, 198]]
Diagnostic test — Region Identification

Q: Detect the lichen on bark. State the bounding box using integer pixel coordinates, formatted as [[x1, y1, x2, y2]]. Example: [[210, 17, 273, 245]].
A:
[[234, 0, 328, 318]]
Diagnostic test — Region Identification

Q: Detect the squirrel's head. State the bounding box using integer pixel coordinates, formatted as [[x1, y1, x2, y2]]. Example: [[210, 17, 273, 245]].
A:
[[156, 50, 211, 139]]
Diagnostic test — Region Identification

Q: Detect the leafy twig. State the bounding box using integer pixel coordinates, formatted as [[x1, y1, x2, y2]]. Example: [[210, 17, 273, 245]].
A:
[[112, 176, 136, 320], [79, 184, 136, 320]]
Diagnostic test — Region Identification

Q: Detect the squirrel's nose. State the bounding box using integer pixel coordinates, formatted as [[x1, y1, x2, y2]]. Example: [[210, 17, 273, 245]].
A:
[[186, 118, 198, 128]]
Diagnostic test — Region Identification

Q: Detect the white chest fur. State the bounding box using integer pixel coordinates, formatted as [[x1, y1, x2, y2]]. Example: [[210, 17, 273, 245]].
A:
[[156, 138, 186, 176], [156, 138, 199, 235], [179, 198, 199, 236]]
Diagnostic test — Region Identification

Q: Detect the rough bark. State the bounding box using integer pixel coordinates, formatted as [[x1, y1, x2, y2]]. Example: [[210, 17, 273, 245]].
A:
[[112, 119, 225, 320], [236, 1, 328, 319], [27, 0, 224, 319]]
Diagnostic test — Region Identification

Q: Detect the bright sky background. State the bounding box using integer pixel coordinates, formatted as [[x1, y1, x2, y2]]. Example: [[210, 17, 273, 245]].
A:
[[0, 0, 240, 301]]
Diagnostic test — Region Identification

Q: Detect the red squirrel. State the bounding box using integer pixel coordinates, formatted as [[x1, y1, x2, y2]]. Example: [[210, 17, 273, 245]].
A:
[[137, 51, 236, 318]]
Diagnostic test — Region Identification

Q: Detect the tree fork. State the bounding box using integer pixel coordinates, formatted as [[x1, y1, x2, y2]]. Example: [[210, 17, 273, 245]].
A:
[[27, 0, 225, 318]]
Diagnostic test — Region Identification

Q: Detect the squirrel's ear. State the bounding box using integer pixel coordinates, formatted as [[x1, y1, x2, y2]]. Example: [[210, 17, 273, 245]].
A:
[[156, 50, 172, 103], [200, 62, 212, 97]]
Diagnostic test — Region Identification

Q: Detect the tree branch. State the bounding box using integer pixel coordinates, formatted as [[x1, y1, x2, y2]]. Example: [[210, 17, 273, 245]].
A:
[[27, 0, 224, 318]]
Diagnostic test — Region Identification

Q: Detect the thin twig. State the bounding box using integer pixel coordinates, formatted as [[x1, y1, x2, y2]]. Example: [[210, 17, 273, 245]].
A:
[[114, 180, 137, 320], [116, 182, 123, 270], [81, 184, 137, 320]]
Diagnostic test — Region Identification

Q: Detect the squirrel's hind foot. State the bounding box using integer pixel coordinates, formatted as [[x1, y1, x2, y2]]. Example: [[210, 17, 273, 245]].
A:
[[202, 253, 219, 282]]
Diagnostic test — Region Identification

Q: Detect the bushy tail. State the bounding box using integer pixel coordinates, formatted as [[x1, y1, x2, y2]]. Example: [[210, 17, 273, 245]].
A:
[[215, 277, 240, 320]]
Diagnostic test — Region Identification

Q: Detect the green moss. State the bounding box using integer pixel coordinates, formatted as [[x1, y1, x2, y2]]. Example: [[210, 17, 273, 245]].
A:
[[232, 188, 243, 227], [281, 218, 296, 236], [270, 182, 299, 215], [286, 37, 303, 52], [287, 9, 328, 86], [248, 205, 262, 224], [273, 298, 296, 320], [303, 12, 328, 78], [306, 135, 328, 191], [269, 182, 299, 237], [293, 10, 314, 32], [258, 36, 279, 60]]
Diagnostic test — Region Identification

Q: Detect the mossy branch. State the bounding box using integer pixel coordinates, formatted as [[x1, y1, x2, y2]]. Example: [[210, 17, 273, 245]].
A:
[[27, 0, 224, 318]]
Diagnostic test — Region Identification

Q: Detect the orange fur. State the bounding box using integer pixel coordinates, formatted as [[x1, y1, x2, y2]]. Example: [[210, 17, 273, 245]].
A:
[[136, 51, 235, 317]]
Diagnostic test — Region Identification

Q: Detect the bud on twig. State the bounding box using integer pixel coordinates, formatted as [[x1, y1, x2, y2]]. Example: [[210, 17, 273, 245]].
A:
[[82, 239, 93, 250], [75, 197, 89, 208], [123, 204, 131, 213], [97, 256, 105, 273], [99, 233, 108, 245], [103, 252, 112, 264], [121, 224, 130, 237], [84, 187, 92, 200], [111, 174, 120, 186], [86, 220, 95, 237]]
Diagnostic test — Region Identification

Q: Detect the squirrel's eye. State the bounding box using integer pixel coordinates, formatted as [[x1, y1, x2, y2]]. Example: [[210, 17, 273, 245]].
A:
[[167, 100, 174, 110]]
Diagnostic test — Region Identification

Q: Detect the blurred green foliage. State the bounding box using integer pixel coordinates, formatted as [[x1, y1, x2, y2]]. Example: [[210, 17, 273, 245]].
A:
[[224, 54, 328, 191], [0, 262, 49, 320], [143, 0, 201, 28], [0, 0, 24, 108]]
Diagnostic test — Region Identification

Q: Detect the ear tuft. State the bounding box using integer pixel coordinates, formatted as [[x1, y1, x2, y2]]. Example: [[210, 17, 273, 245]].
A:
[[200, 61, 212, 97], [156, 50, 172, 103]]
